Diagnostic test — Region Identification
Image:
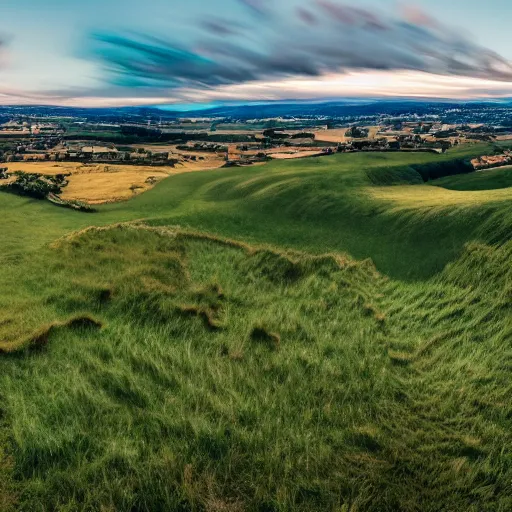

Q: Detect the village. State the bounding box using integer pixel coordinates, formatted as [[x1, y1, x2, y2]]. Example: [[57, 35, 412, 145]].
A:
[[0, 124, 458, 168], [1, 109, 510, 172]]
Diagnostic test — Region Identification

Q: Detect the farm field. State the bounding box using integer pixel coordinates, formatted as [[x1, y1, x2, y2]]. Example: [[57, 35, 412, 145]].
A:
[[313, 128, 350, 143], [268, 149, 325, 159], [1, 143, 511, 511], [131, 143, 328, 162], [314, 125, 382, 143], [1, 159, 225, 203]]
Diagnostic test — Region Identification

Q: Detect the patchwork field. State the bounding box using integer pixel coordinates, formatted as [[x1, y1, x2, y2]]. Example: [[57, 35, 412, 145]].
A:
[[1, 143, 511, 511]]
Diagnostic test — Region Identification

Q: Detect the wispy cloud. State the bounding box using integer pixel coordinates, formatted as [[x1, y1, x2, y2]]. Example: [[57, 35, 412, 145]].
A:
[[0, 34, 9, 68], [91, 0, 512, 95], [2, 2, 512, 107], [181, 71, 512, 103]]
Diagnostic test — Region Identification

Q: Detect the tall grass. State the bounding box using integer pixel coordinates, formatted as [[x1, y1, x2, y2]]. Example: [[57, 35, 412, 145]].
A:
[[0, 144, 511, 510]]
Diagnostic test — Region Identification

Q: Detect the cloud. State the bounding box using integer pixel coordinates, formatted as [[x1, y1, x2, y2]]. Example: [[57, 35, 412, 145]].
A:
[[237, 0, 270, 17], [183, 71, 512, 103], [0, 35, 8, 68], [3, 70, 512, 107], [90, 0, 512, 96]]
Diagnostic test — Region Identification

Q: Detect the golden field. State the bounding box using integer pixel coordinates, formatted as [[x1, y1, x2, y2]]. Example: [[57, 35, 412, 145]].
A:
[[2, 160, 225, 203], [314, 126, 382, 143]]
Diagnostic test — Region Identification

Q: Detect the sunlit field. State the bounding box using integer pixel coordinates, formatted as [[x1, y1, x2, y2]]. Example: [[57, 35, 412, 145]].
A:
[[1, 158, 226, 204]]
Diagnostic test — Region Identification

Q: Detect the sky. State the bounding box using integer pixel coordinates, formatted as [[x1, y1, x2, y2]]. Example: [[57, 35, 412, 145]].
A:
[[0, 0, 512, 107]]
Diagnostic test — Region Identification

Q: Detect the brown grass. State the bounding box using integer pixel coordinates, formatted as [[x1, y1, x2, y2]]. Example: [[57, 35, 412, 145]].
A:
[[2, 159, 226, 204], [367, 126, 381, 139], [314, 126, 382, 143], [61, 170, 170, 204], [0, 315, 104, 354], [313, 129, 349, 143], [270, 150, 325, 160]]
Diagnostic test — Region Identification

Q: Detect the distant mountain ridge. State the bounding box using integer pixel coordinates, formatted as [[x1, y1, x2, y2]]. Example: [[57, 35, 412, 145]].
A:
[[1, 98, 512, 121]]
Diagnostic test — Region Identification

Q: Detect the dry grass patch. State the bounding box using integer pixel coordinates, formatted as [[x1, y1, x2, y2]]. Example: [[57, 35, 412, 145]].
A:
[[270, 150, 325, 160], [313, 128, 349, 143], [367, 126, 381, 139], [2, 160, 228, 204], [314, 126, 381, 143], [60, 169, 170, 203], [2, 162, 173, 203], [0, 315, 103, 354]]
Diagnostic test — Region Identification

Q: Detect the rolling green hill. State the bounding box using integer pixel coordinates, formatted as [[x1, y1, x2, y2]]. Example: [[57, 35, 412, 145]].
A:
[[433, 165, 512, 191], [1, 145, 511, 511]]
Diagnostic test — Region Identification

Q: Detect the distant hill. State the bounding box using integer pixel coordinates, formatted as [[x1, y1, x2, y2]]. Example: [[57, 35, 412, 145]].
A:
[[2, 98, 512, 121]]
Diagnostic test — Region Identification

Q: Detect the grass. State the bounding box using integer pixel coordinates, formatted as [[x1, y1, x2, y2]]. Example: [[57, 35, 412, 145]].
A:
[[433, 165, 512, 191], [100, 143, 511, 280], [0, 143, 511, 510]]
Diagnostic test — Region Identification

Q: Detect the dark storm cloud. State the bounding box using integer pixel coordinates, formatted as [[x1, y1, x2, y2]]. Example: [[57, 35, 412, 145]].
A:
[[91, 1, 512, 92]]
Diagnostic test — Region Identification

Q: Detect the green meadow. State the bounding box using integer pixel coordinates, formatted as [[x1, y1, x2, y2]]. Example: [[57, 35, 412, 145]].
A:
[[1, 144, 511, 511]]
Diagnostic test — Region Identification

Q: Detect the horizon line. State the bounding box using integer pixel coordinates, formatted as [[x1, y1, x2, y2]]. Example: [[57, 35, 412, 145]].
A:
[[1, 96, 512, 112]]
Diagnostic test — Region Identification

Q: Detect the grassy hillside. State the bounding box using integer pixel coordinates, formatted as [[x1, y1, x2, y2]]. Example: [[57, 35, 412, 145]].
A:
[[1, 145, 511, 511], [433, 165, 512, 191], [4, 143, 510, 279]]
